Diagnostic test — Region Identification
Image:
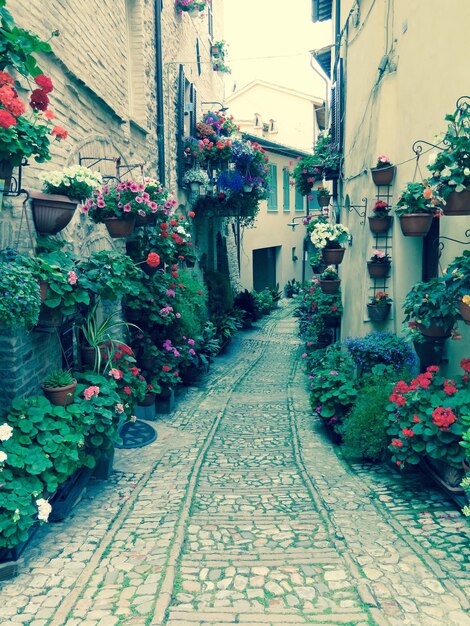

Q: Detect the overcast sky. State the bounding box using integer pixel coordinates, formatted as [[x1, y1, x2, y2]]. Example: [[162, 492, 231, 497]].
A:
[[223, 0, 332, 99]]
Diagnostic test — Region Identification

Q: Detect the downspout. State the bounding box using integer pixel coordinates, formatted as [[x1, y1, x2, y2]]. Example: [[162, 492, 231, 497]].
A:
[[155, 0, 165, 185]]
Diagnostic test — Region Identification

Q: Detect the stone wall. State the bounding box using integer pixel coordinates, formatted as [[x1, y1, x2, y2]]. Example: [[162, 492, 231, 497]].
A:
[[0, 0, 226, 408]]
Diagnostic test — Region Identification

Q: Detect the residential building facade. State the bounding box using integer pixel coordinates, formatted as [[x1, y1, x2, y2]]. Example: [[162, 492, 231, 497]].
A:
[[312, 0, 470, 374]]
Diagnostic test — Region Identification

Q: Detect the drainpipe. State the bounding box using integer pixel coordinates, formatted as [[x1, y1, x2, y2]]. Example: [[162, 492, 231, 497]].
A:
[[154, 0, 165, 185]]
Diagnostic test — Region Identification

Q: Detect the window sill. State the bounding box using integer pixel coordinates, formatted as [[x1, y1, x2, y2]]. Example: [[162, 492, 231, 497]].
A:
[[130, 118, 150, 135]]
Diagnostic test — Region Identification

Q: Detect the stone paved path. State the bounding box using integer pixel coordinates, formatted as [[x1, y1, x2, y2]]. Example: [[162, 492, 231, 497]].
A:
[[0, 303, 469, 626]]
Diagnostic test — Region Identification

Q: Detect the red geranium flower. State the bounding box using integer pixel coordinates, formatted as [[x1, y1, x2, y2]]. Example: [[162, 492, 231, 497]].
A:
[[30, 88, 49, 111], [460, 358, 470, 373], [123, 386, 132, 395], [443, 379, 458, 396], [51, 126, 68, 140], [0, 109, 17, 128], [431, 406, 457, 430], [34, 74, 53, 93], [146, 252, 161, 267], [402, 428, 415, 437], [188, 211, 195, 218], [162, 365, 171, 372]]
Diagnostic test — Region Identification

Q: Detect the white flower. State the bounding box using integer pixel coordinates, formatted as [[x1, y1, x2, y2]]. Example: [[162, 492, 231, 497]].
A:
[[0, 451, 7, 463], [0, 423, 13, 441], [36, 498, 52, 522], [464, 167, 470, 176], [441, 167, 452, 177]]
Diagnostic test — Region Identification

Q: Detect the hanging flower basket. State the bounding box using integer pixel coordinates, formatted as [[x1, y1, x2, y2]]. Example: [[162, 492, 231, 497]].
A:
[[443, 189, 470, 216], [319, 279, 340, 294], [367, 303, 391, 321], [102, 217, 136, 238], [322, 247, 345, 265], [459, 299, 470, 325], [135, 214, 157, 227], [399, 214, 433, 237], [416, 323, 452, 338], [368, 215, 392, 234], [367, 261, 390, 279], [318, 195, 330, 207], [30, 192, 78, 236], [371, 166, 396, 186]]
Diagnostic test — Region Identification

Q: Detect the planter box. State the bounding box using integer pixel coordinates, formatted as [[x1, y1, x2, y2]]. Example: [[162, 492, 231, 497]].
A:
[[0, 524, 39, 581], [93, 449, 114, 480], [49, 467, 92, 522], [420, 457, 467, 508]]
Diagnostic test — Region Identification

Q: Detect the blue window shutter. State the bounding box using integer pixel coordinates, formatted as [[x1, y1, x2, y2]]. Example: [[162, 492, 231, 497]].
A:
[[283, 169, 290, 211], [295, 188, 304, 212], [268, 165, 278, 210]]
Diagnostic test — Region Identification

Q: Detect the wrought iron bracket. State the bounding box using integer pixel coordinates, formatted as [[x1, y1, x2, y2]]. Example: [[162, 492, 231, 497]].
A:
[[2, 159, 28, 197], [434, 228, 470, 257], [412, 95, 470, 157], [338, 197, 368, 225]]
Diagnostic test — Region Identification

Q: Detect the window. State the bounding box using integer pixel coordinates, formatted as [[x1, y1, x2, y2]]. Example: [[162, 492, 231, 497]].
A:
[[267, 164, 278, 211], [126, 0, 146, 126], [283, 168, 290, 211], [295, 188, 304, 212], [196, 39, 201, 76], [177, 65, 197, 184]]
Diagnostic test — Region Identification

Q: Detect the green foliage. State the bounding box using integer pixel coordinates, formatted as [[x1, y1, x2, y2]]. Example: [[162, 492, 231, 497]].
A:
[[253, 288, 275, 315], [291, 154, 323, 196], [309, 366, 357, 433], [79, 250, 144, 302], [342, 367, 398, 461], [206, 270, 234, 316], [42, 369, 74, 388], [171, 269, 208, 341], [444, 250, 470, 299], [395, 182, 436, 216], [284, 279, 301, 298], [0, 255, 41, 328], [234, 289, 261, 325], [344, 332, 416, 374], [402, 276, 458, 338]]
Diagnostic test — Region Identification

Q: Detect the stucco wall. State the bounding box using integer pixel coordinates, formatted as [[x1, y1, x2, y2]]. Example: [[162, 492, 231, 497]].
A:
[[336, 0, 470, 374], [239, 151, 307, 292]]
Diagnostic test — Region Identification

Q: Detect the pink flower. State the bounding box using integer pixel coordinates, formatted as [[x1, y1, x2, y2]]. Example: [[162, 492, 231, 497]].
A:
[[123, 203, 132, 212], [130, 415, 137, 423], [301, 353, 307, 359], [109, 368, 123, 380], [67, 271, 78, 285], [115, 403, 125, 414], [176, 312, 181, 318], [83, 386, 100, 400]]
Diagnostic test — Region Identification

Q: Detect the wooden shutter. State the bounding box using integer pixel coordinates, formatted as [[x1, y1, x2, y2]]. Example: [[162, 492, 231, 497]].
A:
[[268, 165, 278, 210], [283, 169, 290, 210], [177, 64, 185, 186], [331, 58, 344, 153]]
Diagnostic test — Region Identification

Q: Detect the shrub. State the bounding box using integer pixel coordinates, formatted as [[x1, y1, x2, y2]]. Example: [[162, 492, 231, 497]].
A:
[[309, 366, 358, 434], [342, 365, 399, 461], [205, 270, 233, 315], [344, 332, 416, 375], [253, 288, 274, 315]]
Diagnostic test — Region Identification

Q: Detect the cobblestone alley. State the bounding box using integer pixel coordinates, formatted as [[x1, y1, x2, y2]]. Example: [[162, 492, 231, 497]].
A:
[[0, 305, 469, 626]]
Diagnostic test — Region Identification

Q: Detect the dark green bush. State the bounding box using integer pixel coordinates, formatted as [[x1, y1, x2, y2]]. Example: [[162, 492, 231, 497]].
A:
[[205, 270, 233, 316]]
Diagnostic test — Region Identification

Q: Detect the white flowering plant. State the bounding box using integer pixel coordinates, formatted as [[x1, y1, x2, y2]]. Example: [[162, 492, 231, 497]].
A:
[[183, 168, 209, 186], [427, 103, 470, 201], [310, 221, 350, 249], [40, 165, 102, 201]]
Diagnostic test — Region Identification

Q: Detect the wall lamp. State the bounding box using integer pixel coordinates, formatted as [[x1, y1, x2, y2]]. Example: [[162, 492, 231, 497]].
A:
[[201, 101, 228, 112]]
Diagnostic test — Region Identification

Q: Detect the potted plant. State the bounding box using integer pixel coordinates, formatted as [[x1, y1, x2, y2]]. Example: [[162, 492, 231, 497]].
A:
[[312, 131, 340, 180], [291, 154, 323, 196], [395, 182, 440, 237], [316, 184, 331, 207], [212, 61, 231, 74], [368, 200, 393, 234], [210, 40, 226, 59], [31, 166, 102, 235], [367, 292, 392, 321], [309, 221, 350, 265], [84, 179, 160, 238], [309, 249, 326, 274], [175, 0, 206, 16], [0, 255, 41, 329], [183, 167, 209, 194], [444, 250, 470, 325], [427, 101, 470, 216], [387, 361, 470, 497], [367, 249, 391, 279], [371, 155, 396, 186], [318, 266, 341, 294], [41, 369, 77, 406]]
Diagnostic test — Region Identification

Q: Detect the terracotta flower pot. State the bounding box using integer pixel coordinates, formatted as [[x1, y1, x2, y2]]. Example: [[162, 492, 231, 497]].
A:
[[322, 247, 345, 265], [367, 303, 391, 321], [103, 217, 136, 238], [30, 192, 78, 235], [41, 380, 77, 406], [368, 216, 392, 234], [399, 213, 433, 237], [416, 323, 452, 338], [0, 159, 14, 192], [319, 279, 340, 294], [80, 344, 106, 368], [318, 195, 330, 207], [443, 189, 470, 216], [371, 166, 396, 186], [367, 261, 390, 279], [459, 300, 470, 325]]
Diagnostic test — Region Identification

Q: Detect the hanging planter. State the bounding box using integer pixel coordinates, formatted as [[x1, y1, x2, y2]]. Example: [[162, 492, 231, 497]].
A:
[[371, 166, 396, 186], [318, 195, 330, 207], [367, 303, 391, 321], [459, 299, 470, 324], [443, 189, 470, 216], [322, 247, 345, 265], [135, 214, 157, 227], [319, 278, 340, 294], [102, 217, 136, 238], [368, 215, 392, 234], [367, 260, 390, 279], [398, 213, 433, 237], [416, 323, 452, 338], [30, 192, 78, 236]]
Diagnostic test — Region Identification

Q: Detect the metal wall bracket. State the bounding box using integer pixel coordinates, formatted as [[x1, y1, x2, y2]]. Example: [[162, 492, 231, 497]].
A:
[[341, 196, 368, 225], [434, 228, 470, 257], [2, 159, 28, 197]]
